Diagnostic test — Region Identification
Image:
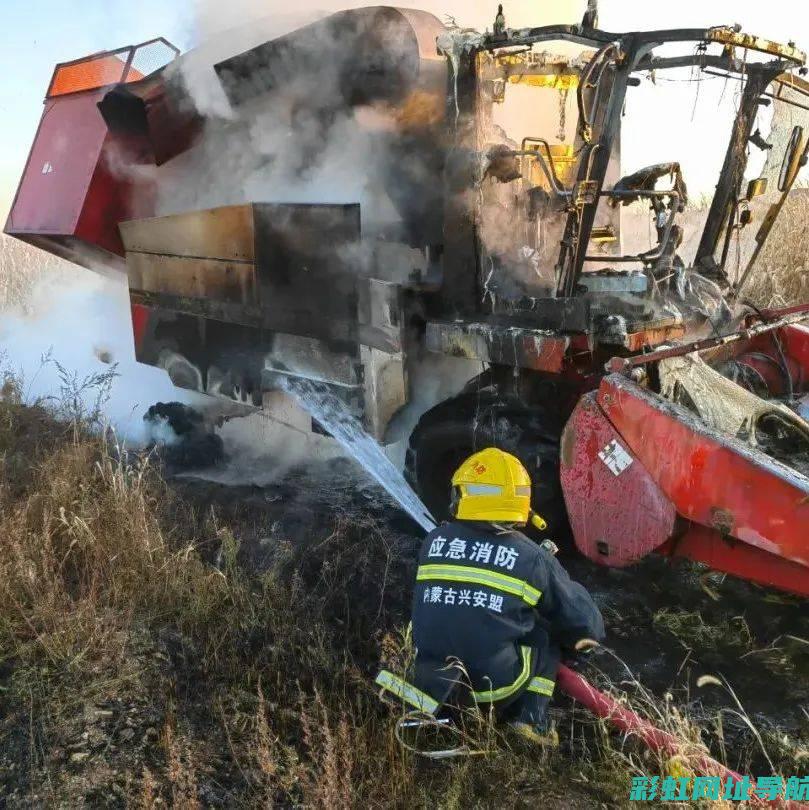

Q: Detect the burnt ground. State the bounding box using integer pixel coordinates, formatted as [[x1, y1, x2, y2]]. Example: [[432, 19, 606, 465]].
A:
[[169, 463, 809, 779]]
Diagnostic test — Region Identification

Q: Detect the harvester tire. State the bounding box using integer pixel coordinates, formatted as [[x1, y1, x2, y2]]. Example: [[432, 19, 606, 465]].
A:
[[405, 392, 568, 541]]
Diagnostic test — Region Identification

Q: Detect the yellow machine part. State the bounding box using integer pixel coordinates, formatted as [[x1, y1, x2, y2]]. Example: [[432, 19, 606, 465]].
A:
[[707, 28, 806, 65], [493, 53, 580, 91], [507, 73, 578, 91], [525, 143, 577, 187]]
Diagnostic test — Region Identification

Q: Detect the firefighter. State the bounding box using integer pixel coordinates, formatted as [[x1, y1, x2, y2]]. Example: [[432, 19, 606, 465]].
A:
[[376, 448, 604, 745]]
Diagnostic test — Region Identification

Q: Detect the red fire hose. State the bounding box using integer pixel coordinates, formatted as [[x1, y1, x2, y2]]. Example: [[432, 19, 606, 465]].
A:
[[557, 664, 807, 809]]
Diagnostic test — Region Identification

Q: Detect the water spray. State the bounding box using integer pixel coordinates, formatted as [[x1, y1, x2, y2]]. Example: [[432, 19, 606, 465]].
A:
[[282, 377, 436, 532]]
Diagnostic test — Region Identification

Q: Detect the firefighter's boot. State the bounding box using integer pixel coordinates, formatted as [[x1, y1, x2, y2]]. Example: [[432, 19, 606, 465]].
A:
[[508, 691, 558, 747], [510, 720, 559, 747]]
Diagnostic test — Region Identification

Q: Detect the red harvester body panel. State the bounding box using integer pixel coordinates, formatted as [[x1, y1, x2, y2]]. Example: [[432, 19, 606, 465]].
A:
[[3, 42, 178, 271], [561, 331, 809, 595], [4, 86, 155, 271]]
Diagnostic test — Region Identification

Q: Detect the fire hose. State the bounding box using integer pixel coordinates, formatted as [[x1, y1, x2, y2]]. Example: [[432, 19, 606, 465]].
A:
[[557, 664, 807, 809]]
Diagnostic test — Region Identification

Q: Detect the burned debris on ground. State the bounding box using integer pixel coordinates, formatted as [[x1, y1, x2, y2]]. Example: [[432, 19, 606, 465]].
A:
[[143, 401, 225, 470]]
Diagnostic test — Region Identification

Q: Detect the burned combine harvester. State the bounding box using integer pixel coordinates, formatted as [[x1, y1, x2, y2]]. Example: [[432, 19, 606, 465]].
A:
[[6, 8, 809, 595]]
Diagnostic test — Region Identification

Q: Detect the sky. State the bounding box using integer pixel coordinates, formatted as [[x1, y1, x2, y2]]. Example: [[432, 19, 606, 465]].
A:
[[0, 0, 808, 218]]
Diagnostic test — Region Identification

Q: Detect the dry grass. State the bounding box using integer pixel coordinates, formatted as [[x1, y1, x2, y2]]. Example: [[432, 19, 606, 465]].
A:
[[0, 389, 383, 805], [744, 190, 809, 308], [0, 388, 799, 808]]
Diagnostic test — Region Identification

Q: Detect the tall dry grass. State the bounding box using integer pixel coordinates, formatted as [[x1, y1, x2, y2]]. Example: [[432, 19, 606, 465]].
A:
[[0, 378, 801, 806], [0, 384, 390, 805], [744, 190, 809, 308]]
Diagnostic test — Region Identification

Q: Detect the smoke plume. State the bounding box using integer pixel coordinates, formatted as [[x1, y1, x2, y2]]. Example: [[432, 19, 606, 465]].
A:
[[0, 265, 206, 445]]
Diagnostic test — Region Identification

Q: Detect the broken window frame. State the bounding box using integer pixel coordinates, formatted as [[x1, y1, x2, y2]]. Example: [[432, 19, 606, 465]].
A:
[[474, 24, 805, 301]]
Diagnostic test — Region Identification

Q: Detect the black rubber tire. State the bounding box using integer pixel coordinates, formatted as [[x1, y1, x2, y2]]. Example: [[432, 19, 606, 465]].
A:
[[405, 389, 568, 540]]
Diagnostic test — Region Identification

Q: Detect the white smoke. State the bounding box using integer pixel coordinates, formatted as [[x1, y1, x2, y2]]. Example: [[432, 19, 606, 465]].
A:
[[152, 102, 400, 235], [149, 6, 432, 243], [0, 265, 206, 445], [384, 351, 485, 468]]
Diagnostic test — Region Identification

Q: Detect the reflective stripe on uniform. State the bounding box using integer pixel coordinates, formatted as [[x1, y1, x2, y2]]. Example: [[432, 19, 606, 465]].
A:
[[416, 564, 542, 606], [375, 670, 439, 714], [472, 645, 533, 703], [526, 675, 555, 697]]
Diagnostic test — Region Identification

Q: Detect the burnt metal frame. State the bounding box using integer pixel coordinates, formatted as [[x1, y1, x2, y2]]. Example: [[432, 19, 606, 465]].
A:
[[476, 25, 798, 300], [693, 66, 779, 270]]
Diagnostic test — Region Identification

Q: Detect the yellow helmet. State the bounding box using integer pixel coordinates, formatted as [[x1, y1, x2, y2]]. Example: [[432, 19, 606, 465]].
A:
[[451, 448, 546, 529]]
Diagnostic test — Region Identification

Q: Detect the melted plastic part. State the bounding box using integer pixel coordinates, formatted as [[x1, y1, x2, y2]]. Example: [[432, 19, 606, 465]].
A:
[[658, 352, 809, 463]]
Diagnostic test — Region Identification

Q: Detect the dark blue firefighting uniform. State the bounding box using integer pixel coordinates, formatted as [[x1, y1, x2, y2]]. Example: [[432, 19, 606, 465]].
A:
[[377, 521, 604, 725]]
